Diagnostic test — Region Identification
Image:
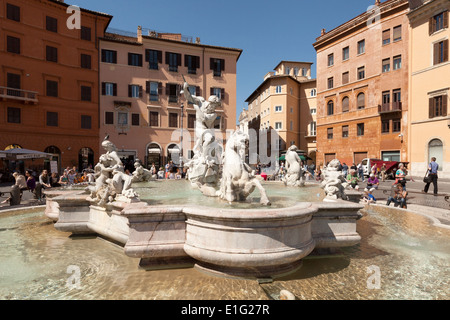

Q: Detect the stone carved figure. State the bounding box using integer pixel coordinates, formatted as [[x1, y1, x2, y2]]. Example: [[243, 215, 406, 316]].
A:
[[181, 80, 222, 192], [219, 130, 271, 206], [320, 159, 349, 201], [131, 159, 154, 183], [282, 145, 305, 187], [87, 136, 138, 205]]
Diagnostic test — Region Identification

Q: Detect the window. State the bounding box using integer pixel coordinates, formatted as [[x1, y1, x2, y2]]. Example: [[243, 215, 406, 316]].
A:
[[147, 81, 161, 101], [81, 54, 91, 69], [357, 66, 365, 80], [290, 121, 293, 130], [393, 55, 402, 70], [357, 40, 365, 55], [7, 107, 21, 123], [6, 3, 20, 22], [392, 119, 401, 132], [7, 36, 20, 54], [118, 112, 128, 126], [310, 121, 316, 136], [433, 40, 449, 65], [393, 25, 402, 42], [275, 122, 282, 130], [342, 97, 349, 113], [276, 85, 282, 93], [132, 114, 140, 126], [382, 120, 390, 133], [211, 58, 225, 76], [430, 12, 448, 34], [46, 112, 58, 127], [382, 91, 391, 109], [275, 106, 282, 112], [342, 47, 349, 61], [214, 116, 222, 130], [169, 113, 178, 128], [46, 46, 58, 62], [327, 77, 334, 89], [7, 73, 21, 92], [102, 82, 117, 96], [81, 26, 91, 41], [188, 114, 196, 129], [81, 115, 92, 129], [46, 80, 58, 97], [146, 49, 162, 70], [81, 86, 92, 101], [211, 87, 225, 100], [302, 68, 308, 77], [129, 85, 142, 98], [310, 89, 317, 97], [46, 16, 58, 33], [128, 53, 143, 67], [149, 111, 159, 127], [357, 123, 365, 136], [285, 67, 290, 75], [429, 95, 448, 118], [382, 29, 390, 45], [328, 53, 334, 67], [327, 128, 333, 139], [357, 93, 365, 109], [327, 101, 334, 115], [342, 72, 349, 85], [105, 112, 114, 124], [102, 50, 117, 64], [185, 55, 200, 74], [342, 125, 349, 138], [393, 89, 401, 103], [166, 84, 180, 103], [310, 108, 317, 114], [382, 58, 390, 73], [166, 52, 181, 72], [294, 67, 299, 76]]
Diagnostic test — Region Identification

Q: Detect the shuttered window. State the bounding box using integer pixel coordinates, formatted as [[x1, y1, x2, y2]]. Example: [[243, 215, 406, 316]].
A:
[[128, 53, 143, 67], [81, 26, 91, 41], [433, 40, 449, 65], [81, 115, 92, 129], [430, 11, 448, 34], [342, 125, 349, 138], [146, 49, 162, 69], [6, 3, 20, 22], [393, 25, 402, 41], [81, 86, 92, 101], [132, 113, 140, 126], [169, 113, 178, 128], [46, 46, 58, 62], [185, 55, 200, 74], [7, 36, 20, 54], [357, 93, 365, 109], [327, 101, 334, 115], [166, 52, 182, 72], [105, 112, 114, 124], [382, 29, 390, 45], [327, 128, 333, 139], [149, 111, 159, 127], [342, 97, 349, 113], [429, 95, 448, 118], [46, 80, 58, 97], [102, 50, 117, 64], [46, 16, 58, 32], [46, 112, 58, 127], [342, 72, 349, 84], [188, 114, 196, 129], [210, 58, 225, 76], [81, 54, 91, 69]]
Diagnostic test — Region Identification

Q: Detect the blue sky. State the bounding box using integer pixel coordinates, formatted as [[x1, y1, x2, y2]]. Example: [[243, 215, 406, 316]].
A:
[[72, 0, 377, 123]]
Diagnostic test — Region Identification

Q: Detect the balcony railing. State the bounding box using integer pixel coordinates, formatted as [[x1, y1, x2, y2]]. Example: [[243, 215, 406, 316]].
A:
[[378, 101, 402, 114], [0, 86, 38, 104]]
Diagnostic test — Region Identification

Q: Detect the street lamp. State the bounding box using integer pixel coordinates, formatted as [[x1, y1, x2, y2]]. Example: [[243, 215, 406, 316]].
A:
[[180, 103, 184, 168]]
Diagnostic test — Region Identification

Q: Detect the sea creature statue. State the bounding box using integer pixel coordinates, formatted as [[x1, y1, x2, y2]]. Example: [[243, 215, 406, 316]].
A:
[[131, 159, 154, 183], [181, 79, 222, 195], [87, 136, 139, 205], [320, 159, 349, 201], [219, 130, 271, 206], [282, 145, 305, 187]]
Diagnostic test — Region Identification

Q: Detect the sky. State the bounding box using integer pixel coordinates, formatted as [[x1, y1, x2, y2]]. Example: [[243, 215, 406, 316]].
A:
[[71, 0, 378, 124]]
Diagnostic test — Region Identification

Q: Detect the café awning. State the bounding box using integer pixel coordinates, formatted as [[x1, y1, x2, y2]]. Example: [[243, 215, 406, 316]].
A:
[[0, 148, 53, 160]]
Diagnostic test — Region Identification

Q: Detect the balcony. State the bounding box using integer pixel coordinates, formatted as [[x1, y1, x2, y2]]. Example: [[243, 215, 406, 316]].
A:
[[0, 86, 38, 104], [378, 101, 402, 114]]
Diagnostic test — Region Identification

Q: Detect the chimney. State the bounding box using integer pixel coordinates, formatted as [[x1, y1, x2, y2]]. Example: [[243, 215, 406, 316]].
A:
[[137, 26, 142, 43], [321, 28, 326, 36], [196, 37, 201, 44], [375, 0, 381, 5]]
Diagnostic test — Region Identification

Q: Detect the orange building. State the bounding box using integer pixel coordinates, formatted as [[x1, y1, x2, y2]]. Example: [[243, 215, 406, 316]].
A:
[[0, 0, 111, 173], [313, 0, 409, 168], [245, 61, 317, 165], [99, 27, 242, 169]]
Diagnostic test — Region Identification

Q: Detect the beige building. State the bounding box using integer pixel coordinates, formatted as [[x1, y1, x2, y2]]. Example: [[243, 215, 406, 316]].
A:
[[99, 27, 242, 169], [244, 61, 317, 165], [407, 0, 450, 178]]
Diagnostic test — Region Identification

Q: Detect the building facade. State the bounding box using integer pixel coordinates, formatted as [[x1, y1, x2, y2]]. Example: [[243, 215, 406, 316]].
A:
[[99, 27, 242, 169], [0, 0, 111, 173], [407, 0, 450, 178], [245, 61, 317, 165], [313, 0, 409, 168]]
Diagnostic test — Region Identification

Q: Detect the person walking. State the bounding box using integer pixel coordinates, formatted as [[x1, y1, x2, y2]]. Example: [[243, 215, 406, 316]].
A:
[[342, 163, 348, 179], [423, 157, 439, 196], [380, 163, 387, 182], [357, 162, 365, 182]]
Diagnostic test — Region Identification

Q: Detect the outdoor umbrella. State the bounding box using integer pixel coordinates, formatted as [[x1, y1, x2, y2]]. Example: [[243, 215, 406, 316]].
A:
[[0, 148, 53, 160]]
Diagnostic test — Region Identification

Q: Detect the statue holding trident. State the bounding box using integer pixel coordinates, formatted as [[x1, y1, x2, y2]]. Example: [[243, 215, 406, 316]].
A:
[[180, 76, 222, 195]]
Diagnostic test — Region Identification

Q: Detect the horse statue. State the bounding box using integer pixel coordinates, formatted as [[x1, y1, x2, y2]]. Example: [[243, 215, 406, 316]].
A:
[[219, 130, 271, 206]]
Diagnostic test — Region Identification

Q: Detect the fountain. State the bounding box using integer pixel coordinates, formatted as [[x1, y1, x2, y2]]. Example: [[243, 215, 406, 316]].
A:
[[42, 81, 363, 280]]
